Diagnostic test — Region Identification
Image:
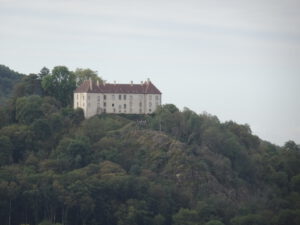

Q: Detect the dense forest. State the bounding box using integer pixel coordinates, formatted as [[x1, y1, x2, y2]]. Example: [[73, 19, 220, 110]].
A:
[[0, 65, 299, 225], [0, 65, 24, 105]]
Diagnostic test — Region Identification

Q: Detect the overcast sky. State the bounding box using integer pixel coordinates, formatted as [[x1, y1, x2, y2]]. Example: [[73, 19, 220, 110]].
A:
[[1, 0, 299, 145]]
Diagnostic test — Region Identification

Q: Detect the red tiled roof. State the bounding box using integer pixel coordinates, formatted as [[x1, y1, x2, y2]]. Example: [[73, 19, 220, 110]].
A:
[[74, 80, 162, 94]]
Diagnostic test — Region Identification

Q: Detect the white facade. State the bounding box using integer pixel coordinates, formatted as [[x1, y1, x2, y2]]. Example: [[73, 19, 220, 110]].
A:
[[74, 80, 162, 118]]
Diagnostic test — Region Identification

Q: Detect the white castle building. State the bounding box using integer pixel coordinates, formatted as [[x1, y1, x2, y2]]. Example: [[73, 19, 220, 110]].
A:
[[74, 79, 162, 118]]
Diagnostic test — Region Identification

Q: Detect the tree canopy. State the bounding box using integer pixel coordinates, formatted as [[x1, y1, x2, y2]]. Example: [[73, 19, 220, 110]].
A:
[[0, 64, 299, 225]]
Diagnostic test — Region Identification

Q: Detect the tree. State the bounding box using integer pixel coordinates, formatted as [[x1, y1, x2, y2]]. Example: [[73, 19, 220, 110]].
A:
[[0, 136, 13, 166], [0, 125, 33, 162], [13, 73, 43, 98], [15, 95, 43, 124], [173, 208, 199, 225], [74, 68, 102, 87], [0, 106, 9, 128], [291, 174, 300, 193], [42, 66, 76, 106], [205, 220, 224, 225], [31, 119, 52, 140], [231, 214, 267, 225], [0, 64, 24, 104], [39, 67, 50, 80], [52, 136, 92, 170], [284, 140, 299, 151]]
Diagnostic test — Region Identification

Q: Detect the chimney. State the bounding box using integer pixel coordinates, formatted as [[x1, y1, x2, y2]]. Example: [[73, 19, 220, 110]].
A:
[[89, 79, 93, 90], [147, 78, 150, 83], [103, 80, 106, 86], [131, 81, 133, 86], [114, 80, 116, 85], [141, 81, 143, 85]]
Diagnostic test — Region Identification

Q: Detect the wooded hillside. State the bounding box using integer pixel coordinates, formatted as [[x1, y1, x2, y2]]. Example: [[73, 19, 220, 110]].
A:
[[0, 65, 299, 225]]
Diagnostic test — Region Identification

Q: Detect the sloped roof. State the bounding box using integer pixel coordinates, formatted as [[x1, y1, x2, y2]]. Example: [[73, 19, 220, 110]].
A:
[[74, 80, 162, 94]]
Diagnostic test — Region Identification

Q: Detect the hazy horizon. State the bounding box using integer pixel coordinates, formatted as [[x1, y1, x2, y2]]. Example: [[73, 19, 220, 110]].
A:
[[1, 0, 299, 146]]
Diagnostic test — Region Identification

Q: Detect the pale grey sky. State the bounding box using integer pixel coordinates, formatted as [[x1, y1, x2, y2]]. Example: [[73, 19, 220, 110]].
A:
[[1, 0, 300, 145]]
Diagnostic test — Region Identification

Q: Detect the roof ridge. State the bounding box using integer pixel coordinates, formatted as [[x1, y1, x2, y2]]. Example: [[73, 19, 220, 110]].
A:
[[74, 80, 161, 94]]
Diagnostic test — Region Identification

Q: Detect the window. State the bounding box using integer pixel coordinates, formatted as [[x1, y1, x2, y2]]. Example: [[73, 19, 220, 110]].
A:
[[139, 109, 142, 113], [112, 95, 115, 100], [119, 95, 122, 100], [119, 105, 121, 109], [149, 95, 152, 100], [112, 103, 114, 107], [130, 108, 132, 113], [155, 95, 159, 100], [104, 95, 106, 100], [77, 102, 79, 107], [77, 94, 78, 99], [149, 108, 152, 112], [123, 95, 126, 100], [97, 96, 100, 101], [124, 104, 126, 109], [83, 102, 85, 107], [104, 102, 106, 107], [149, 102, 152, 107], [129, 95, 133, 100], [129, 101, 133, 106], [83, 95, 84, 100], [139, 102, 142, 107], [113, 108, 116, 113]]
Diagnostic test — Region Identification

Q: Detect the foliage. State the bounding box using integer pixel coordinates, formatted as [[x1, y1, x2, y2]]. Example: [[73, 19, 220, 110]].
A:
[[0, 65, 24, 104], [74, 68, 102, 86], [13, 73, 43, 98], [0, 65, 299, 225], [42, 66, 76, 106]]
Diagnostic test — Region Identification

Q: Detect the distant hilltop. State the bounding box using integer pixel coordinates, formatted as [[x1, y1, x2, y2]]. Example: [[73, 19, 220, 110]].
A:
[[74, 79, 162, 118]]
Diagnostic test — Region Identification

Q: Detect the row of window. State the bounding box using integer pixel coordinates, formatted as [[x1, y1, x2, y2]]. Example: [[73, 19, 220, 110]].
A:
[[78, 101, 159, 109], [101, 108, 151, 113], [78, 94, 160, 101]]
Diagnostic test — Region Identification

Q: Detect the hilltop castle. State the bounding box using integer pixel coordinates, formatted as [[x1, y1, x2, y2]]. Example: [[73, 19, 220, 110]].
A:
[[74, 79, 162, 118]]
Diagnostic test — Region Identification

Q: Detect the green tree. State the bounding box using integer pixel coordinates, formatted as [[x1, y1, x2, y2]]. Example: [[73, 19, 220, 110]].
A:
[[13, 73, 44, 98], [231, 214, 268, 225], [31, 119, 52, 140], [173, 208, 199, 225], [276, 209, 300, 225], [42, 66, 76, 106], [153, 214, 165, 225], [205, 220, 224, 225], [39, 67, 50, 80], [0, 136, 13, 166], [52, 136, 92, 170], [0, 106, 9, 128], [16, 95, 43, 124], [0, 125, 33, 162], [284, 140, 299, 151], [0, 64, 24, 104], [291, 174, 300, 193], [74, 68, 102, 86]]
